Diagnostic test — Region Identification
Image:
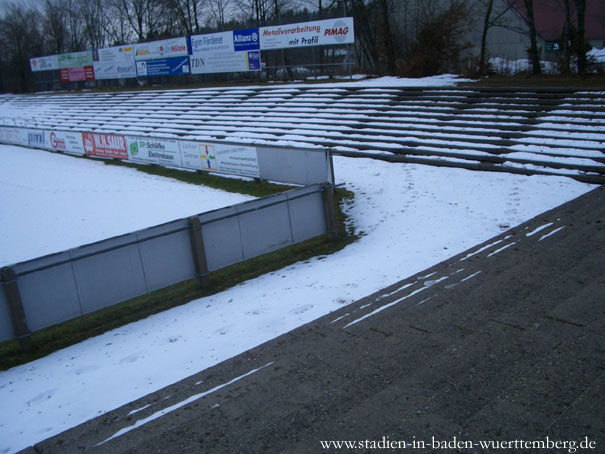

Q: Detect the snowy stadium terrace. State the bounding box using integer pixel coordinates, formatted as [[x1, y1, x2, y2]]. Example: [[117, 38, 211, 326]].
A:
[[1, 75, 604, 183], [0, 76, 604, 453]]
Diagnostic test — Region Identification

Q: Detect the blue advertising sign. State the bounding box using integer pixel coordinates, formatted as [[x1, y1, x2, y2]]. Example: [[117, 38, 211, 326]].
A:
[[233, 28, 260, 52], [247, 51, 261, 71], [136, 56, 190, 77]]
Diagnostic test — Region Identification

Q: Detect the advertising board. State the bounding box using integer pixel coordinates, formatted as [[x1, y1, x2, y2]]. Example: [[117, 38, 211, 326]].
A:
[[189, 50, 260, 74], [60, 66, 95, 82], [58, 51, 94, 68], [0, 127, 28, 146], [30, 55, 60, 72], [46, 131, 85, 155], [82, 132, 128, 159], [188, 31, 260, 74], [135, 56, 190, 77], [233, 28, 260, 52], [180, 141, 260, 178], [126, 137, 182, 166], [93, 45, 137, 79], [260, 17, 354, 50], [134, 38, 188, 61]]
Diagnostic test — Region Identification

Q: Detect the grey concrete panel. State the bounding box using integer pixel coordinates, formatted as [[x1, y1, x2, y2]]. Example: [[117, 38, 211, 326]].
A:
[[199, 206, 244, 272], [237, 195, 293, 259], [136, 219, 194, 291], [17, 262, 82, 332], [257, 147, 332, 185], [0, 287, 15, 342], [71, 234, 148, 314], [287, 189, 327, 242], [138, 230, 195, 292]]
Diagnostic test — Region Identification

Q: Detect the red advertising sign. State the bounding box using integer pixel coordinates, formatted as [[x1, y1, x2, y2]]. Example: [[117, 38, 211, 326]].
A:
[[82, 132, 128, 159], [83, 65, 95, 80], [60, 66, 95, 82]]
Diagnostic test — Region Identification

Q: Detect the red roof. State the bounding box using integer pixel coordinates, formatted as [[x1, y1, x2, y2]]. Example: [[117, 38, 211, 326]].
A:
[[511, 0, 605, 41]]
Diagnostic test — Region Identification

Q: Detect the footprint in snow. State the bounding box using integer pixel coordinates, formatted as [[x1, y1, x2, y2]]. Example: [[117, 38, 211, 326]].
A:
[[289, 304, 313, 315]]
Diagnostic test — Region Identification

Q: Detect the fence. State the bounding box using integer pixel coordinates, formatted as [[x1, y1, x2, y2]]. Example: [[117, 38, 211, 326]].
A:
[[0, 126, 334, 187], [0, 183, 337, 347]]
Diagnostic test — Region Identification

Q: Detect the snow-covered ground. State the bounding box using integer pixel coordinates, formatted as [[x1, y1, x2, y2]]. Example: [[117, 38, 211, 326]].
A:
[[0, 145, 253, 267], [0, 142, 596, 453]]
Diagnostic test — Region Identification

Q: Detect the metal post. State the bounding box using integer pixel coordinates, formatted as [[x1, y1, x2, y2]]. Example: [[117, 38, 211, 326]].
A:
[[188, 216, 210, 288], [322, 184, 338, 240], [1, 267, 33, 353]]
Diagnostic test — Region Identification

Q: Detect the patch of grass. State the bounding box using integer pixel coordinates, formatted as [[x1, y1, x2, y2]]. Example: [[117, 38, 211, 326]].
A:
[[102, 159, 293, 198], [0, 187, 356, 371]]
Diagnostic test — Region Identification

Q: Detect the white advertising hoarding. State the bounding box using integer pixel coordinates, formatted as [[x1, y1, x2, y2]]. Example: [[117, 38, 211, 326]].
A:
[[0, 127, 28, 146], [135, 37, 188, 61], [188, 31, 261, 74], [93, 45, 137, 79], [45, 130, 85, 155], [260, 17, 354, 50], [180, 141, 260, 178], [126, 137, 182, 166], [30, 55, 60, 72]]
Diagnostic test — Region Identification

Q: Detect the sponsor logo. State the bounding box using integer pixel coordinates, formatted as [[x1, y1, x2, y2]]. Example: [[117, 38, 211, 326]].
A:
[[130, 142, 139, 155], [146, 141, 166, 150], [325, 20, 350, 43], [171, 44, 186, 53], [28, 132, 44, 145], [50, 132, 66, 150], [83, 132, 127, 159]]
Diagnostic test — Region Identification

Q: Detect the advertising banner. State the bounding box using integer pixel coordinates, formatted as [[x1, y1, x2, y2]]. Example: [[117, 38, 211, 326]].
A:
[[135, 56, 190, 77], [25, 129, 45, 147], [233, 28, 260, 52], [180, 141, 260, 178], [189, 31, 233, 55], [126, 137, 182, 166], [0, 127, 28, 146], [30, 55, 60, 72], [93, 45, 137, 79], [58, 51, 94, 68], [82, 132, 128, 159], [260, 17, 354, 50], [189, 31, 261, 74], [60, 66, 95, 82], [134, 38, 188, 61], [190, 50, 260, 74], [46, 130, 85, 155]]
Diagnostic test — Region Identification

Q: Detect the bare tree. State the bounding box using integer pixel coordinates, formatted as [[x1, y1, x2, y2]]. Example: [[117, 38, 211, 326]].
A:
[[477, 0, 516, 75], [164, 0, 206, 35], [42, 0, 70, 54], [208, 0, 235, 30], [118, 0, 164, 41], [574, 0, 587, 75], [104, 0, 136, 45], [78, 0, 109, 49], [523, 0, 541, 75], [0, 4, 44, 92]]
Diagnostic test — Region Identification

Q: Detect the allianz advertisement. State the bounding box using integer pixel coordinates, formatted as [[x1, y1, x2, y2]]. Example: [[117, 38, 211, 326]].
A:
[[188, 30, 261, 75]]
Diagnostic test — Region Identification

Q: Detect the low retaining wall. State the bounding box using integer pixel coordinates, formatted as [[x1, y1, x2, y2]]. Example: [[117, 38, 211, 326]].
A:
[[0, 183, 336, 345]]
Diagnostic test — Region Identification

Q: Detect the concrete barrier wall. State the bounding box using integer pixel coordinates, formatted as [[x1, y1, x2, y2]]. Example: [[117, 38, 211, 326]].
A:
[[0, 126, 333, 186], [0, 184, 333, 342]]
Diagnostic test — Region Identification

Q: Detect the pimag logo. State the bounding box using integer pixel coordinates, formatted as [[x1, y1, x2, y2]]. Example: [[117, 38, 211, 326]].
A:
[[325, 19, 349, 43]]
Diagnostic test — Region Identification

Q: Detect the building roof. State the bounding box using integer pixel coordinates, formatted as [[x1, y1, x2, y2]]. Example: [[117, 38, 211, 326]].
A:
[[511, 0, 605, 42]]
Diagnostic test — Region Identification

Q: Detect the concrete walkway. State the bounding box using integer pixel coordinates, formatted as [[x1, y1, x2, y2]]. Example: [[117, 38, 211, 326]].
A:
[[28, 186, 604, 453]]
